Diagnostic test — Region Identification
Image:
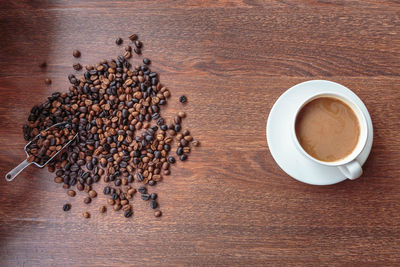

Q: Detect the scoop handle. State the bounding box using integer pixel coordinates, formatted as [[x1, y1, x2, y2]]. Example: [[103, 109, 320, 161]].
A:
[[5, 159, 31, 182]]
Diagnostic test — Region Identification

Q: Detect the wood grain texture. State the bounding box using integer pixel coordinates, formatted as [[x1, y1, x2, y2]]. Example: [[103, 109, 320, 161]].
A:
[[0, 0, 399, 266]]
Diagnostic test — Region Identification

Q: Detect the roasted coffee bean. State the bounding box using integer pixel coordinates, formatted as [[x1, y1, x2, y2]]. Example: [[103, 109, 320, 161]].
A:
[[174, 115, 181, 124], [180, 154, 188, 161], [77, 183, 84, 191], [67, 190, 76, 197], [73, 63, 82, 71], [150, 200, 158, 209], [45, 78, 52, 85], [180, 139, 188, 146], [179, 95, 187, 103], [116, 37, 123, 45], [107, 198, 115, 205], [150, 193, 157, 200], [112, 193, 119, 200], [143, 58, 151, 65], [73, 50, 81, 58], [83, 212, 90, 218], [141, 193, 150, 201], [54, 176, 63, 183], [176, 147, 183, 156], [88, 190, 97, 198], [135, 40, 142, 48], [63, 203, 71, 211], [168, 156, 175, 163], [84, 197, 91, 204], [84, 185, 91, 192], [129, 33, 138, 41], [154, 210, 162, 217], [103, 186, 111, 195], [86, 162, 93, 170], [128, 188, 136, 195], [99, 206, 107, 213], [138, 186, 147, 194], [124, 210, 133, 218], [148, 180, 156, 186], [174, 124, 181, 132]]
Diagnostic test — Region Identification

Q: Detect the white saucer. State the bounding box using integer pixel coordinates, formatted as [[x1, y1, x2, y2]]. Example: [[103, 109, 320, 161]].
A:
[[266, 80, 373, 185]]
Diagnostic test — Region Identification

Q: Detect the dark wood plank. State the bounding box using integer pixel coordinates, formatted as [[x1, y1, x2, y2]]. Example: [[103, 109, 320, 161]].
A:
[[0, 0, 399, 266]]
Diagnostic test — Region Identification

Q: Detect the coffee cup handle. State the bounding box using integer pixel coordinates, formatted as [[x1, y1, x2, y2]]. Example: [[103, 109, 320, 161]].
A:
[[338, 160, 363, 180]]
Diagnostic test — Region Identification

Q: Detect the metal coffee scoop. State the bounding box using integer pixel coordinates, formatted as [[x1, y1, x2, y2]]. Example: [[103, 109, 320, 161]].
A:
[[5, 122, 77, 182]]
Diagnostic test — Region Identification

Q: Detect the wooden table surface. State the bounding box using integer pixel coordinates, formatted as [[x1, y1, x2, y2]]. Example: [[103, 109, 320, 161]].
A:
[[0, 1, 399, 266]]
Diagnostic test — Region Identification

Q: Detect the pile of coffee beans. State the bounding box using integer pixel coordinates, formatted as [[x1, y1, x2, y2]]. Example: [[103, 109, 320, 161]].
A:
[[26, 123, 76, 166], [23, 34, 199, 219]]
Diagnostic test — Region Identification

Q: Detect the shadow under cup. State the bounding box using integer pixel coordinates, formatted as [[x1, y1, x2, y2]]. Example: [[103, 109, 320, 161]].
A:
[[292, 92, 368, 168]]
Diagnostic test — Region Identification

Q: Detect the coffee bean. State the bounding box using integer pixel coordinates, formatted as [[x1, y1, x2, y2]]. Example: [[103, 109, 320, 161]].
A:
[[63, 203, 71, 211], [148, 180, 156, 186], [67, 190, 76, 197], [107, 198, 115, 205], [141, 193, 150, 201], [84, 197, 91, 204], [88, 190, 97, 198], [124, 210, 133, 218], [154, 210, 162, 217], [116, 37, 123, 45], [178, 111, 186, 118], [180, 154, 188, 161], [77, 183, 84, 191], [73, 63, 82, 71], [54, 176, 63, 183], [168, 157, 175, 163], [135, 40, 142, 48], [83, 212, 90, 218], [129, 34, 138, 41], [174, 124, 181, 132], [143, 58, 151, 65], [44, 78, 52, 85], [138, 186, 147, 194], [99, 206, 107, 213], [73, 50, 81, 58], [176, 147, 183, 156], [179, 95, 187, 103], [128, 188, 136, 195], [150, 193, 157, 200], [134, 47, 141, 54], [150, 200, 158, 209], [103, 186, 111, 195]]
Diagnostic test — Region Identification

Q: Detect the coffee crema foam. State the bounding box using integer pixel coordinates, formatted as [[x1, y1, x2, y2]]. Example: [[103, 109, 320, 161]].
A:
[[295, 97, 360, 162]]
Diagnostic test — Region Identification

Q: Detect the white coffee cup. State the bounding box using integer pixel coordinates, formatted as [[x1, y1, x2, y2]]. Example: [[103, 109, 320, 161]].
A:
[[291, 91, 368, 180]]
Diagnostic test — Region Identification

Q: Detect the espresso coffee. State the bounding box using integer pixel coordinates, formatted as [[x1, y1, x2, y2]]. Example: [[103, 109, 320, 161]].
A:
[[295, 96, 360, 162]]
